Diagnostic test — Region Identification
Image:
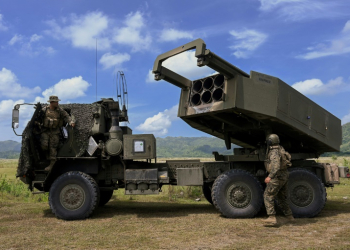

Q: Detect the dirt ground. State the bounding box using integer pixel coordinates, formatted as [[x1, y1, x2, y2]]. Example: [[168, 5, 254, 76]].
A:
[[1, 179, 350, 250], [1, 158, 350, 249]]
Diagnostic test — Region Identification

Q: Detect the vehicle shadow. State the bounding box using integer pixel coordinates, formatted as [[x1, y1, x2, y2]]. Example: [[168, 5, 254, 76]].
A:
[[319, 200, 350, 217], [94, 199, 350, 220], [93, 200, 218, 219], [42, 200, 218, 219], [42, 199, 350, 221]]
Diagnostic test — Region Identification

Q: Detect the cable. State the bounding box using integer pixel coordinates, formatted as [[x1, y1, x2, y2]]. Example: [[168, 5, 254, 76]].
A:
[[96, 38, 97, 101]]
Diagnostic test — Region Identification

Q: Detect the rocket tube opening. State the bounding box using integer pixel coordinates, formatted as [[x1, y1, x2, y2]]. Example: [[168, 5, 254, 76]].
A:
[[214, 74, 224, 88], [203, 77, 214, 90], [191, 93, 201, 106], [201, 91, 212, 104], [192, 80, 203, 93], [212, 88, 223, 101]]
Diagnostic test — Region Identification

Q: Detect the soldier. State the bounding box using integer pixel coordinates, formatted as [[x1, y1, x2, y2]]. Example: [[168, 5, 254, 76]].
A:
[[263, 134, 294, 226], [41, 96, 75, 171]]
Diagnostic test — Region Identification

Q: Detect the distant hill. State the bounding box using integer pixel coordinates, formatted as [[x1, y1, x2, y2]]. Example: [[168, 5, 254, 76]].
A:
[[156, 137, 235, 158], [0, 140, 21, 152], [340, 122, 350, 153], [0, 140, 21, 159], [0, 151, 20, 159]]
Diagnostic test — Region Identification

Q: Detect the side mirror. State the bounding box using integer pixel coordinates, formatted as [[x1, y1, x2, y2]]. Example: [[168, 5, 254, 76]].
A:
[[12, 109, 19, 129]]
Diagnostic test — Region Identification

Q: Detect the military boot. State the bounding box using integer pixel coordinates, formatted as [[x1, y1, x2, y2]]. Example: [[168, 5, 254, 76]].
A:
[[44, 160, 56, 172], [263, 215, 277, 227], [285, 215, 295, 223]]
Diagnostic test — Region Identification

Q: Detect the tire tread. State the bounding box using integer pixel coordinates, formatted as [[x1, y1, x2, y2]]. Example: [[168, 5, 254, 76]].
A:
[[211, 169, 263, 218], [288, 168, 327, 218], [49, 171, 99, 220]]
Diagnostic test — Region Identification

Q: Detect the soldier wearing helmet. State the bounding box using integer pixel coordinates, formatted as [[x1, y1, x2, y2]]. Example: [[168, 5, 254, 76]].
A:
[[40, 96, 75, 171], [263, 134, 294, 226]]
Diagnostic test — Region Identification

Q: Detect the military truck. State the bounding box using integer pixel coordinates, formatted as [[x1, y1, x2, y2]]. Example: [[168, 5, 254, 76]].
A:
[[13, 39, 341, 221]]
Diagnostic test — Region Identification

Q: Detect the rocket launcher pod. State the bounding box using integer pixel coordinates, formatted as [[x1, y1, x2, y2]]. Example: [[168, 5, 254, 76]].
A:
[[152, 39, 342, 157]]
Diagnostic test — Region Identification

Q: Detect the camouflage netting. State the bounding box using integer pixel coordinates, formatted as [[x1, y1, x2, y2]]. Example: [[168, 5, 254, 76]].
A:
[[17, 126, 32, 177], [60, 104, 96, 156], [17, 103, 97, 177]]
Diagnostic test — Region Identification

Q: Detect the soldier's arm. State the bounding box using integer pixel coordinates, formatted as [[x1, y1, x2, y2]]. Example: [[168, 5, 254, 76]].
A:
[[61, 109, 74, 125], [268, 151, 280, 179]]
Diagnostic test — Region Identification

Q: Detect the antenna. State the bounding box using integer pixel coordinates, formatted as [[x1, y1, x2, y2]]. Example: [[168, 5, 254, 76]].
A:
[[116, 71, 128, 122], [96, 38, 97, 101]]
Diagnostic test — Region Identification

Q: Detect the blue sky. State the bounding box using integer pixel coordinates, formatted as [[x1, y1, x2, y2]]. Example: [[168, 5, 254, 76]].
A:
[[1, 0, 350, 142]]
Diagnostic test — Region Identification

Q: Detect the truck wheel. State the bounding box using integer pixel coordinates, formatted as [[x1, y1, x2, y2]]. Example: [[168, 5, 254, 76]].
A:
[[288, 168, 326, 218], [212, 169, 263, 218], [49, 171, 100, 220], [99, 190, 114, 206], [202, 183, 213, 205]]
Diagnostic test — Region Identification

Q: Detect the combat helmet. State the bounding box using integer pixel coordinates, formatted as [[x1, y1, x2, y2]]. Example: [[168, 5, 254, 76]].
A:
[[266, 134, 280, 145]]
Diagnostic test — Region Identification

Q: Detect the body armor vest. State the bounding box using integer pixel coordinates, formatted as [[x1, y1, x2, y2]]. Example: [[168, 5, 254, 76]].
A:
[[43, 108, 63, 129]]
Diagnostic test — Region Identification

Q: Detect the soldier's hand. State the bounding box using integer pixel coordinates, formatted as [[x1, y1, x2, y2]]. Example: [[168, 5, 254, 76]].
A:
[[265, 177, 271, 184], [71, 123, 75, 127]]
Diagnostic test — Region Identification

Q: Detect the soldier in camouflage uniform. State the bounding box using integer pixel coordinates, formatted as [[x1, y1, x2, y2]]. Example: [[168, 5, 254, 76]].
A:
[[263, 134, 294, 226], [41, 96, 75, 171]]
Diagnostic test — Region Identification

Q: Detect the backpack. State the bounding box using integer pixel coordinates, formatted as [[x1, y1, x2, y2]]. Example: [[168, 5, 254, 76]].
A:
[[279, 146, 292, 169]]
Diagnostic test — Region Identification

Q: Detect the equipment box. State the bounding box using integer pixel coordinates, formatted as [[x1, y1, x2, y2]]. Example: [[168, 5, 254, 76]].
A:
[[323, 163, 340, 184], [338, 166, 350, 178], [123, 134, 156, 160]]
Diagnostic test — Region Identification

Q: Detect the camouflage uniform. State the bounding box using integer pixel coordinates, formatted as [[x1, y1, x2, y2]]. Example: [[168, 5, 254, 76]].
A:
[[264, 145, 293, 216], [40, 106, 73, 160]]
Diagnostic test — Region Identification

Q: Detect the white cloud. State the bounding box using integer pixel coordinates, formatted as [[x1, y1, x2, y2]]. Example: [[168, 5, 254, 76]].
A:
[[113, 11, 152, 52], [0, 70, 90, 109], [0, 99, 35, 127], [0, 99, 25, 120], [146, 51, 216, 82], [0, 13, 8, 31], [258, 0, 350, 21], [342, 112, 350, 125], [298, 20, 350, 59], [30, 34, 43, 43], [21, 43, 56, 56], [229, 29, 268, 58], [146, 70, 155, 83], [291, 77, 350, 95], [136, 105, 179, 136], [8, 33, 54, 56], [41, 46, 55, 55], [99, 52, 131, 69], [0, 68, 41, 98], [159, 28, 193, 42], [0, 99, 36, 139], [45, 11, 153, 53], [46, 11, 110, 50], [35, 76, 91, 103], [8, 34, 23, 45], [0, 75, 91, 139], [343, 20, 350, 33]]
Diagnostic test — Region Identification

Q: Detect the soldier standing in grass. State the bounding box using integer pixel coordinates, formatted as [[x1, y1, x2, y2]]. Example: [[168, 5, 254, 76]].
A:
[[263, 134, 295, 226], [40, 96, 75, 171]]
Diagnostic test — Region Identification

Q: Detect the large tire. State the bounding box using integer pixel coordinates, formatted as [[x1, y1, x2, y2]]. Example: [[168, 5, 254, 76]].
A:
[[99, 190, 114, 206], [49, 171, 100, 220], [202, 183, 213, 205], [212, 169, 264, 218], [288, 168, 326, 218]]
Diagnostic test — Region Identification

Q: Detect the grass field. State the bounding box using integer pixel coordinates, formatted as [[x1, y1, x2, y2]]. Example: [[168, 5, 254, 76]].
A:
[[0, 159, 350, 249]]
